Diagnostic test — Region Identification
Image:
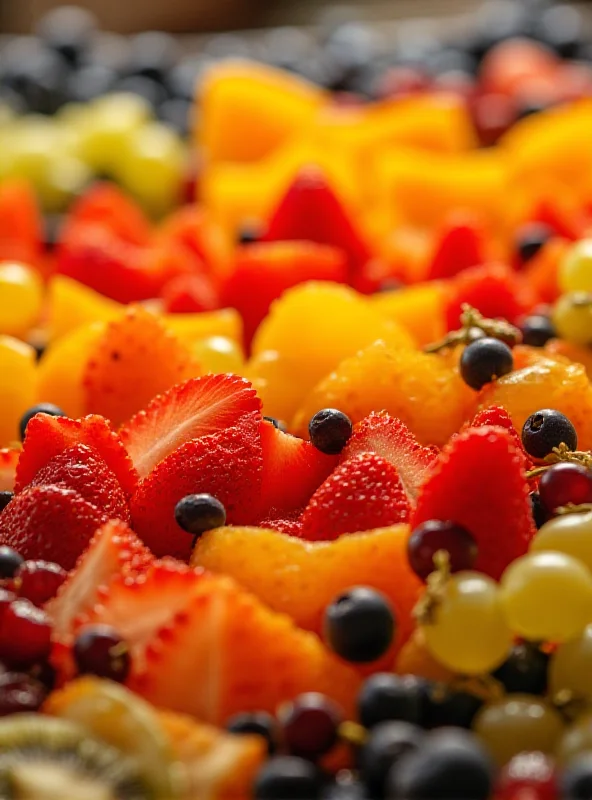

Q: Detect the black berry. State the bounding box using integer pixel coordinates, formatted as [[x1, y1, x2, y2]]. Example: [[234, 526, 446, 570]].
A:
[[530, 492, 547, 529], [73, 625, 130, 683], [521, 409, 578, 459], [309, 409, 353, 455], [516, 223, 552, 265], [358, 674, 428, 729], [492, 642, 549, 695], [460, 337, 513, 391], [278, 692, 342, 761], [226, 711, 278, 755], [174, 493, 226, 536], [0, 547, 23, 579], [324, 587, 395, 663], [423, 686, 483, 730], [0, 492, 13, 512], [359, 721, 424, 797], [253, 756, 323, 800], [19, 403, 65, 441], [520, 315, 556, 348]]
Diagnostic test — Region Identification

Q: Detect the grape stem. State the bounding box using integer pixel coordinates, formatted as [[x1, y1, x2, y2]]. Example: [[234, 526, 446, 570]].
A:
[[423, 304, 522, 353], [338, 721, 368, 747], [526, 442, 592, 480], [555, 503, 592, 516], [413, 549, 451, 624]]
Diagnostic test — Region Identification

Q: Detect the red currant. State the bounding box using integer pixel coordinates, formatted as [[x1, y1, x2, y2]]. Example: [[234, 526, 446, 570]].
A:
[[0, 599, 52, 668], [73, 625, 131, 683], [278, 693, 343, 761], [407, 520, 478, 581], [497, 752, 557, 800], [539, 462, 592, 513], [16, 560, 67, 606]]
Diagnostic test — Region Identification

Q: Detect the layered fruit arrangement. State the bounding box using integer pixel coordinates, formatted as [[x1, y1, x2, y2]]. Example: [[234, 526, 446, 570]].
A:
[[5, 1, 592, 798]]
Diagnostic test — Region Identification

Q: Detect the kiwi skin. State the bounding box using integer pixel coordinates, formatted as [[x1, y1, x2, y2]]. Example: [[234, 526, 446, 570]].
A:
[[0, 714, 153, 800]]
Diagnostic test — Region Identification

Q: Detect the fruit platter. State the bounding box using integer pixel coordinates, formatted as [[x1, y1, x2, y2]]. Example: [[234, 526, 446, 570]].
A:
[[6, 0, 592, 797]]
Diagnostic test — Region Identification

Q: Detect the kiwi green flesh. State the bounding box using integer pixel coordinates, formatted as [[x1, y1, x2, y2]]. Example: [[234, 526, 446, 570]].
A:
[[0, 715, 153, 800]]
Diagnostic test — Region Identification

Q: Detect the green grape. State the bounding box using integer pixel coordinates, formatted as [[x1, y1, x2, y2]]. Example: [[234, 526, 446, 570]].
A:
[[499, 551, 592, 642], [560, 240, 592, 294], [473, 695, 565, 767], [5, 117, 58, 186], [117, 122, 186, 216], [420, 572, 512, 675], [192, 336, 244, 375], [556, 712, 592, 767], [531, 511, 592, 572], [41, 156, 93, 213], [552, 293, 592, 346], [550, 624, 592, 702]]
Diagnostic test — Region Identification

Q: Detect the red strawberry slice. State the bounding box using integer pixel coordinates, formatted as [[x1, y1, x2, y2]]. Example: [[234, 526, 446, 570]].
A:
[[259, 516, 305, 537], [0, 485, 108, 570], [15, 414, 138, 498], [63, 182, 152, 247], [427, 214, 486, 280], [0, 179, 43, 265], [0, 448, 19, 492], [263, 166, 371, 280], [342, 412, 437, 503], [48, 519, 153, 640], [412, 425, 536, 581], [469, 405, 532, 469], [161, 271, 219, 314], [119, 374, 261, 479], [258, 419, 337, 519], [29, 443, 130, 524], [130, 414, 263, 560], [299, 452, 411, 541]]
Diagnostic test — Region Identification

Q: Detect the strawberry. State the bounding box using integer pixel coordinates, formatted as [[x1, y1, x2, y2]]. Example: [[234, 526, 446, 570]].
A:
[[259, 515, 305, 537], [15, 413, 138, 498], [412, 425, 536, 580], [444, 263, 538, 330], [469, 405, 532, 468], [155, 204, 230, 276], [299, 452, 410, 541], [29, 443, 130, 523], [221, 241, 347, 346], [0, 485, 108, 570], [0, 448, 19, 492], [427, 214, 486, 280], [161, 271, 219, 314], [258, 419, 337, 518], [263, 166, 372, 281], [47, 519, 153, 640], [342, 412, 437, 503], [63, 182, 152, 247], [130, 415, 263, 560], [119, 374, 262, 479], [0, 179, 43, 265]]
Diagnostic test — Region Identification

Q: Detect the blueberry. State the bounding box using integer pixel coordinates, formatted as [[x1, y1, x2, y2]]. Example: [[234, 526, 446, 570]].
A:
[[37, 6, 97, 66], [0, 547, 23, 579], [492, 642, 549, 695], [359, 721, 424, 797], [530, 492, 548, 529], [254, 756, 323, 800], [516, 223, 552, 265], [460, 338, 513, 391], [358, 674, 428, 729], [278, 692, 343, 760], [309, 409, 353, 455], [0, 492, 13, 512], [157, 98, 191, 137], [68, 64, 118, 104], [520, 315, 556, 348], [114, 75, 168, 109], [423, 687, 483, 730], [387, 728, 494, 800], [561, 754, 592, 800], [128, 31, 179, 84], [19, 403, 66, 442], [237, 222, 263, 245], [521, 409, 578, 459], [226, 711, 278, 755], [324, 588, 395, 664], [174, 494, 226, 536]]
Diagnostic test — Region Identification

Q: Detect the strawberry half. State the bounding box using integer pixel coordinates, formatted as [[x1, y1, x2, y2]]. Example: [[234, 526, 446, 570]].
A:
[[15, 413, 138, 498], [412, 425, 536, 581], [258, 419, 337, 519], [299, 452, 410, 541], [469, 405, 532, 469], [342, 411, 437, 503], [0, 448, 19, 492], [48, 519, 153, 640], [29, 443, 130, 523], [62, 182, 152, 247], [427, 214, 486, 280], [119, 374, 262, 479], [0, 485, 108, 570], [130, 414, 263, 560]]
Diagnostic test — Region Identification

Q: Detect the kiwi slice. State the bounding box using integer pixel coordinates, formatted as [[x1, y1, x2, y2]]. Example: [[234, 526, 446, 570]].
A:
[[0, 715, 153, 800]]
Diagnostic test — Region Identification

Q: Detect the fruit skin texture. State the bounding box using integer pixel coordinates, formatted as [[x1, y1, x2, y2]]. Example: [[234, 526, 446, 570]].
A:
[[192, 525, 422, 658], [299, 452, 410, 540], [412, 426, 536, 581], [130, 416, 263, 560], [469, 405, 531, 466], [0, 484, 107, 570]]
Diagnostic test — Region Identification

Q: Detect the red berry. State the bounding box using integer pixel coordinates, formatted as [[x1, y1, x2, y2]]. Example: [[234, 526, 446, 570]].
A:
[[16, 560, 67, 607], [0, 589, 16, 625], [407, 520, 478, 581], [539, 462, 592, 513], [497, 752, 557, 800], [0, 672, 46, 716], [73, 625, 131, 683], [278, 693, 343, 761], [0, 600, 52, 667]]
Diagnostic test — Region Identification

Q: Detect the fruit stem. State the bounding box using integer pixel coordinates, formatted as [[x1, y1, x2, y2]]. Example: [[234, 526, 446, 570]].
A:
[[555, 503, 592, 516], [413, 550, 451, 625], [423, 304, 522, 353], [526, 442, 592, 480], [444, 675, 505, 703], [338, 720, 368, 747]]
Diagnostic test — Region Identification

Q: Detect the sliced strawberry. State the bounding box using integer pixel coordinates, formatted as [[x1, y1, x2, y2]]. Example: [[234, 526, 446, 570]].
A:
[[15, 414, 138, 498], [412, 425, 536, 581], [130, 415, 263, 560], [299, 452, 410, 541], [469, 405, 532, 469], [120, 374, 262, 479], [0, 448, 19, 492], [47, 519, 153, 640], [342, 412, 437, 503], [263, 166, 372, 280], [258, 419, 337, 519], [0, 485, 107, 570], [259, 515, 305, 537], [161, 271, 219, 314], [63, 182, 152, 247], [427, 214, 486, 280], [29, 443, 130, 523], [0, 179, 43, 265]]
